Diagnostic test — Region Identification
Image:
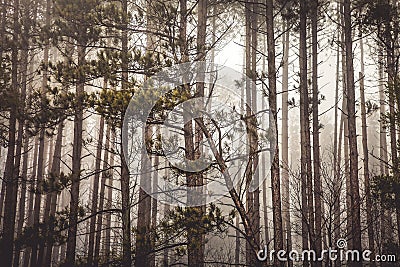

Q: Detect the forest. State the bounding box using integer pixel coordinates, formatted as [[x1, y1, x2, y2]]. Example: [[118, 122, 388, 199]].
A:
[[0, 0, 400, 266]]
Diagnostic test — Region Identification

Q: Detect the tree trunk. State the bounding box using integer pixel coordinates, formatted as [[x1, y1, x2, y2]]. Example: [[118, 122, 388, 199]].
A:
[[333, 6, 341, 264], [65, 44, 86, 266], [339, 8, 352, 250], [31, 1, 51, 264], [187, 1, 207, 266], [88, 116, 105, 266], [50, 43, 73, 267], [379, 51, 390, 253], [135, 1, 156, 266], [30, 128, 46, 267], [338, 4, 352, 251], [0, 0, 8, 226], [261, 113, 269, 265], [384, 1, 400, 246], [23, 136, 39, 267], [359, 35, 375, 266], [235, 51, 247, 267], [261, 28, 269, 266], [150, 113, 159, 265], [42, 122, 64, 267], [0, 0, 19, 264], [193, 118, 260, 260], [0, 0, 3, 141], [36, 7, 55, 265], [151, 129, 158, 267], [120, 0, 132, 263], [336, 96, 346, 267], [245, 1, 257, 265], [306, 21, 315, 262], [311, 2, 322, 265], [135, 124, 151, 266], [344, 1, 362, 263], [104, 130, 115, 259], [281, 20, 291, 264], [163, 163, 170, 267], [299, 0, 310, 265], [0, 0, 7, 66], [266, 2, 283, 266], [13, 4, 32, 263], [251, 3, 261, 263], [235, 189, 241, 265], [59, 188, 69, 262], [15, 132, 30, 267], [0, 171, 5, 228], [94, 122, 111, 265]]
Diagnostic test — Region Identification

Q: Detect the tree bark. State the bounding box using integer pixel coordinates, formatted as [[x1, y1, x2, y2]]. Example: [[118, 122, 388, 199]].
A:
[[339, 8, 352, 249], [333, 6, 341, 264], [135, 124, 152, 267], [0, 0, 7, 67], [0, 0, 6, 218], [281, 20, 291, 264], [359, 35, 375, 266], [41, 122, 64, 267], [245, 1, 257, 265], [31, 1, 51, 264], [15, 132, 30, 267], [344, 1, 362, 263], [65, 44, 86, 266], [187, 0, 207, 266], [311, 2, 322, 265], [92, 121, 110, 266], [336, 95, 346, 267], [261, 28, 269, 266], [120, 0, 132, 263], [135, 1, 156, 266], [306, 17, 315, 260], [162, 162, 170, 267], [13, 3, 32, 262], [87, 116, 105, 266], [30, 127, 46, 267], [383, 0, 400, 246], [378, 51, 390, 253], [150, 127, 158, 267], [266, 2, 283, 267], [0, 0, 19, 264], [59, 189, 69, 262], [251, 3, 261, 264], [23, 136, 39, 267], [299, 1, 310, 265], [103, 130, 115, 259]]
